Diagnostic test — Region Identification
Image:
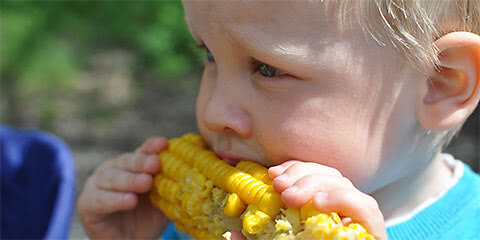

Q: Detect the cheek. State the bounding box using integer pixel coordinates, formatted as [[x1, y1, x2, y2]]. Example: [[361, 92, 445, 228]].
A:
[[195, 73, 212, 136], [195, 91, 205, 135], [257, 102, 379, 189]]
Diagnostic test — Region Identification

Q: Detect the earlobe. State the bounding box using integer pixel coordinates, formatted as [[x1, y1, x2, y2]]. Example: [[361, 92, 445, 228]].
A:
[[417, 32, 480, 130]]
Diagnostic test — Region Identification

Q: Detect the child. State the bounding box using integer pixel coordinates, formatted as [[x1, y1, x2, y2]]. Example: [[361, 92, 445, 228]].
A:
[[77, 0, 480, 239]]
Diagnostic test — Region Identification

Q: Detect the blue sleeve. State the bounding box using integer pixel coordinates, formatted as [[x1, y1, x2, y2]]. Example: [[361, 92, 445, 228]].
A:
[[159, 222, 195, 240], [1, 125, 76, 240], [160, 222, 178, 240]]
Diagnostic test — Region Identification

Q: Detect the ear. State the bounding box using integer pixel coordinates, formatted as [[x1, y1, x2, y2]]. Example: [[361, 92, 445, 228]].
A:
[[416, 32, 480, 131]]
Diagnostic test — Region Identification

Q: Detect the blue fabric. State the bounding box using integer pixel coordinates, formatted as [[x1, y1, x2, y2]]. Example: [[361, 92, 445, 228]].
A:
[[387, 163, 480, 240], [161, 161, 480, 240], [161, 222, 193, 240], [1, 125, 76, 240]]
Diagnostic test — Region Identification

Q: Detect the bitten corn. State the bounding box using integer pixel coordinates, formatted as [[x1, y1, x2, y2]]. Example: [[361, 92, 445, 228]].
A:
[[150, 133, 376, 240]]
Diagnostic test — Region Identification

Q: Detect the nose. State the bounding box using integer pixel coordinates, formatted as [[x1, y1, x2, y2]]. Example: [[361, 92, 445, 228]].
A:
[[201, 84, 253, 138]]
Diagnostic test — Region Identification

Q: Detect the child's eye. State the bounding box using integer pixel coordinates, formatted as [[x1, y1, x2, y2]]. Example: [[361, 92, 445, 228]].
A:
[[206, 48, 215, 63], [255, 61, 288, 78], [195, 43, 290, 79], [194, 43, 215, 63]]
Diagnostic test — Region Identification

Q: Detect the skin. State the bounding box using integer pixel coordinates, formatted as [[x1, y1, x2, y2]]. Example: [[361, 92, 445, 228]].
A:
[[77, 137, 169, 239], [78, 1, 480, 239]]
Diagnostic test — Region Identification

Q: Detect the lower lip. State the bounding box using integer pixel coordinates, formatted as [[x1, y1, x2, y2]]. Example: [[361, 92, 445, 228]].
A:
[[222, 158, 240, 166], [215, 152, 244, 166]]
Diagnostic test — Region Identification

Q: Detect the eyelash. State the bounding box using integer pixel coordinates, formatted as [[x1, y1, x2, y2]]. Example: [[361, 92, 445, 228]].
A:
[[194, 43, 289, 79]]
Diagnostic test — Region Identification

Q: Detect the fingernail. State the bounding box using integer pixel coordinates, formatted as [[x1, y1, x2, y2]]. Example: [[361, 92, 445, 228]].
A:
[[149, 138, 165, 152], [269, 165, 285, 172], [275, 174, 289, 183], [152, 138, 163, 146], [123, 193, 135, 202], [284, 186, 299, 194], [147, 155, 158, 162], [145, 155, 158, 171], [314, 192, 328, 202], [268, 166, 285, 178], [136, 173, 150, 182]]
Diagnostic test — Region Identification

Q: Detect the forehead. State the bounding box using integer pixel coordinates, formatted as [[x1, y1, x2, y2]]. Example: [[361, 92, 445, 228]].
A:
[[182, 0, 339, 44]]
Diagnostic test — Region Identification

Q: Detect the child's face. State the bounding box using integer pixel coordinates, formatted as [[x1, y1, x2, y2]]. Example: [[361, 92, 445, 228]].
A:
[[184, 1, 423, 193]]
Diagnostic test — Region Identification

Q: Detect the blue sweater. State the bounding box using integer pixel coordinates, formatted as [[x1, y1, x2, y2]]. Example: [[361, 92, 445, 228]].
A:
[[387, 163, 480, 240], [161, 162, 480, 240]]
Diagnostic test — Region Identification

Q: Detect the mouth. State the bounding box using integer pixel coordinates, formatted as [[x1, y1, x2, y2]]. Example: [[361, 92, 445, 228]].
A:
[[215, 150, 246, 167]]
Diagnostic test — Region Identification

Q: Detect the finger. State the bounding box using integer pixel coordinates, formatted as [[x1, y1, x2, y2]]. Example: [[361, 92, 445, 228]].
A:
[[312, 190, 387, 240], [280, 174, 354, 208], [272, 162, 343, 192], [79, 189, 138, 218], [268, 160, 299, 179], [112, 153, 160, 174], [95, 168, 153, 193], [135, 136, 168, 154]]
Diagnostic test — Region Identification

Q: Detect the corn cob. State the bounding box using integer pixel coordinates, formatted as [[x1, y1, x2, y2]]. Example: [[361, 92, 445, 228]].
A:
[[150, 133, 375, 240]]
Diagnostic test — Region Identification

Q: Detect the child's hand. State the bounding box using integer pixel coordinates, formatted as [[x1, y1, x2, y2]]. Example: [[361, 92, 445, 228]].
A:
[[269, 160, 388, 240], [77, 137, 169, 239]]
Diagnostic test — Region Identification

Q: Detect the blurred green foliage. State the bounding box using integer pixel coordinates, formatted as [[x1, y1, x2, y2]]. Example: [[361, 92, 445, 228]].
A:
[[1, 0, 203, 80], [1, 0, 204, 126], [1, 1, 203, 90]]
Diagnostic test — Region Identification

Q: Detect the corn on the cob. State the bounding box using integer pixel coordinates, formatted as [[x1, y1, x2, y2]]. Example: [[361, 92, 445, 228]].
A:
[[150, 133, 375, 240]]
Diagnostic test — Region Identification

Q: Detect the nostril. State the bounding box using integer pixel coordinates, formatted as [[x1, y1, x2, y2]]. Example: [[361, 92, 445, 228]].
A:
[[224, 127, 235, 134]]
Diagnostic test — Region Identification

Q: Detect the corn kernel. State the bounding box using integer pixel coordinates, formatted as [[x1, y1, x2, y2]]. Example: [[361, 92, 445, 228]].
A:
[[224, 193, 246, 217], [331, 226, 358, 240], [242, 206, 271, 235], [236, 161, 273, 185]]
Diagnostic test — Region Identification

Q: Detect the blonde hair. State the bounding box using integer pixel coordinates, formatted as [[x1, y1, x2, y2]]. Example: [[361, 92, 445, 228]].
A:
[[330, 0, 479, 149], [328, 0, 480, 70]]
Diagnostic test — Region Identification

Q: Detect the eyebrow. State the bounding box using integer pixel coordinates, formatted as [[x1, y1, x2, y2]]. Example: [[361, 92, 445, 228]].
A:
[[224, 24, 313, 70]]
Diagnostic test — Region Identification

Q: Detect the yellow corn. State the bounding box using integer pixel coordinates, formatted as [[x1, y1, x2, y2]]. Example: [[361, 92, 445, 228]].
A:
[[150, 133, 376, 240], [235, 161, 273, 185], [224, 193, 246, 217]]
